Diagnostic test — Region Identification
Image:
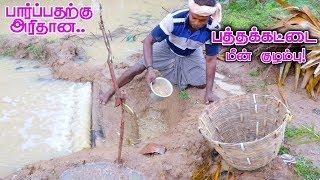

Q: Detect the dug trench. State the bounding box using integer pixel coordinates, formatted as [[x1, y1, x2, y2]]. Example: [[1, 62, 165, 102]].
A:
[[1, 35, 300, 179]]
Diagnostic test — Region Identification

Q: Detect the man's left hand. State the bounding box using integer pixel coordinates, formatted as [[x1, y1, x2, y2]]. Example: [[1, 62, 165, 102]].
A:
[[204, 91, 220, 104]]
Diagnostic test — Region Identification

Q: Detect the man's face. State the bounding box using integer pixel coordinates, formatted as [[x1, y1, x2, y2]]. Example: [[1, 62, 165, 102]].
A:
[[188, 12, 210, 30]]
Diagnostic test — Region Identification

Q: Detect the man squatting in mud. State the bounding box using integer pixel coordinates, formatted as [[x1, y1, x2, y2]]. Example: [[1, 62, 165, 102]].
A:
[[100, 0, 222, 104]]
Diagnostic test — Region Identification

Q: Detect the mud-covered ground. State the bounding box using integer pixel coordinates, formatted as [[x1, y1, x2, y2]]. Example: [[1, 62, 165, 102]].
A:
[[1, 36, 319, 179]]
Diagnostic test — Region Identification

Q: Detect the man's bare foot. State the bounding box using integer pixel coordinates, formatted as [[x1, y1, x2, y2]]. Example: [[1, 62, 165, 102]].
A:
[[99, 90, 114, 105]]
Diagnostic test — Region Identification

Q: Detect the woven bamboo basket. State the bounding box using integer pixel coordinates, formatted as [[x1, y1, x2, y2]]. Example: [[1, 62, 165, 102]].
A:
[[199, 94, 292, 171]]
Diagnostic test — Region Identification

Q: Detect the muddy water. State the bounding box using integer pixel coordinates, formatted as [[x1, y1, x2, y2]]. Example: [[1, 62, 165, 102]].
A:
[[0, 0, 185, 64], [0, 57, 92, 177], [83, 0, 185, 65]]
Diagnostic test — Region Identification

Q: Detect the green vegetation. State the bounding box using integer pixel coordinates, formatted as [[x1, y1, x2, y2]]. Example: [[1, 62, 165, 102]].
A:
[[278, 145, 290, 155], [0, 44, 46, 60], [220, 0, 319, 30], [125, 34, 137, 42], [248, 69, 259, 77], [285, 125, 320, 144], [26, 44, 45, 60], [178, 90, 189, 100], [221, 0, 281, 29], [282, 126, 320, 179], [0, 48, 15, 56], [295, 157, 320, 180]]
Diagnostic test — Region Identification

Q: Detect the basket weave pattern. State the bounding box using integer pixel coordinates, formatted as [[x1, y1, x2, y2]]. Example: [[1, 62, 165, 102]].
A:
[[199, 94, 291, 171]]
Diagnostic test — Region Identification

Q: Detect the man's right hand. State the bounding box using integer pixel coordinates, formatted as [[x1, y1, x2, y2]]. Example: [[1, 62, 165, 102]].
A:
[[146, 67, 157, 85]]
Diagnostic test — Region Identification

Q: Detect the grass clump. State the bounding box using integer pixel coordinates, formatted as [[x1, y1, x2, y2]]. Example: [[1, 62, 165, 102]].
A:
[[248, 69, 259, 77], [285, 125, 320, 144], [26, 44, 45, 60], [220, 0, 319, 30], [221, 0, 280, 29], [0, 48, 15, 57], [278, 145, 290, 155], [295, 157, 320, 180], [178, 90, 189, 100]]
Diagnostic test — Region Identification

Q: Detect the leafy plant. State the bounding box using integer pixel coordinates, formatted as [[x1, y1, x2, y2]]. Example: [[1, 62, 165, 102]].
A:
[[221, 0, 280, 29], [249, 69, 259, 77], [125, 34, 137, 42], [295, 156, 320, 180], [285, 125, 320, 144], [178, 90, 189, 100], [26, 44, 45, 60], [278, 145, 290, 155]]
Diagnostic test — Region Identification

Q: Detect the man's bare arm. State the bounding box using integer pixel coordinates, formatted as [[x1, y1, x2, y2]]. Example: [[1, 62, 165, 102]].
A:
[[206, 55, 217, 92], [143, 34, 157, 84], [204, 55, 219, 103], [143, 34, 156, 68]]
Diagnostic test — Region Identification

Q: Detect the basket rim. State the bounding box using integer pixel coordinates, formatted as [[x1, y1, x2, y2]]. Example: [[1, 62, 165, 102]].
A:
[[201, 121, 287, 146], [199, 93, 291, 146], [203, 94, 291, 114]]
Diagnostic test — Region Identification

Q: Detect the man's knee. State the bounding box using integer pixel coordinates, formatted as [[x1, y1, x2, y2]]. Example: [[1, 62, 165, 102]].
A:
[[186, 84, 206, 89], [195, 84, 206, 89]]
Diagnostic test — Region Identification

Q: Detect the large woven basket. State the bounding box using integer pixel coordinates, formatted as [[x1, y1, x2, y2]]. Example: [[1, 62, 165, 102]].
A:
[[199, 94, 292, 171]]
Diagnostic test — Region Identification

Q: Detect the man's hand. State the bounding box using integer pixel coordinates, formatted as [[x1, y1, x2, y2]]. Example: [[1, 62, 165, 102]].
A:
[[146, 67, 157, 84], [204, 91, 220, 104], [99, 91, 110, 105]]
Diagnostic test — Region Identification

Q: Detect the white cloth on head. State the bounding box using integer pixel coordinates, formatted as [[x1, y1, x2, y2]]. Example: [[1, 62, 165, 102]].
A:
[[188, 0, 222, 22]]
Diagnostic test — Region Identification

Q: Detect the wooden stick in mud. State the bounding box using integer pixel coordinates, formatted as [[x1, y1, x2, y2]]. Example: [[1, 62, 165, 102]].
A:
[[99, 3, 126, 164]]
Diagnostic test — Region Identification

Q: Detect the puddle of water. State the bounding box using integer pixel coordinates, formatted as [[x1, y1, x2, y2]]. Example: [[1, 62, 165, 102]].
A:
[[0, 0, 185, 64], [0, 57, 92, 177], [80, 0, 185, 65], [215, 73, 246, 95]]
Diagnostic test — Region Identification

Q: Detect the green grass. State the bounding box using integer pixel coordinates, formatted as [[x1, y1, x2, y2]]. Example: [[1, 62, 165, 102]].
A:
[[278, 145, 290, 155], [277, 143, 320, 179], [220, 0, 319, 30], [26, 44, 45, 60], [0, 48, 15, 56], [178, 90, 189, 100], [285, 125, 320, 144], [0, 44, 45, 60], [125, 34, 137, 42], [221, 0, 281, 29], [295, 157, 320, 180], [248, 69, 259, 77]]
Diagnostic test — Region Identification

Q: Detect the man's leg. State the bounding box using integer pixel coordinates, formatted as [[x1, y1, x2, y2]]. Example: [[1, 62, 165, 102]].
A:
[[99, 62, 146, 104], [176, 52, 206, 90]]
